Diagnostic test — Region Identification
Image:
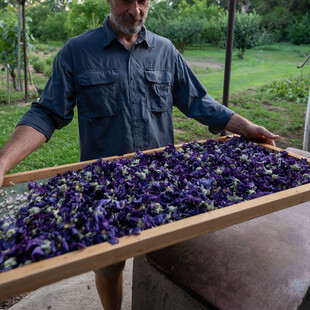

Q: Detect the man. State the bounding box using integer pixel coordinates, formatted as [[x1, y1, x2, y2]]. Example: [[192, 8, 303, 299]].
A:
[[0, 0, 278, 308]]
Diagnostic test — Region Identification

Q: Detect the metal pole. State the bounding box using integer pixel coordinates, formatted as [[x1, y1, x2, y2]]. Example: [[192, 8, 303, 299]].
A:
[[221, 0, 236, 136], [22, 1, 28, 102], [222, 0, 236, 108]]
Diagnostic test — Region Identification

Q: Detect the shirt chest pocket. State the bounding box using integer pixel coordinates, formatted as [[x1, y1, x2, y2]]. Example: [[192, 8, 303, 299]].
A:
[[145, 70, 173, 112], [77, 70, 121, 118]]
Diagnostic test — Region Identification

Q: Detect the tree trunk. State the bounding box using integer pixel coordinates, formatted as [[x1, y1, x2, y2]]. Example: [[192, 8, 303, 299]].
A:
[[10, 69, 18, 91], [179, 43, 185, 54], [241, 48, 245, 59]]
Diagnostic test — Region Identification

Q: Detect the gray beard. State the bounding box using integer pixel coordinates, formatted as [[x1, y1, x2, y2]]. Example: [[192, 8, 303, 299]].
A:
[[109, 13, 146, 35]]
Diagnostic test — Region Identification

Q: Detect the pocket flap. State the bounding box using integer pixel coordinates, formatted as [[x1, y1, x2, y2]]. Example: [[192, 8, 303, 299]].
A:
[[78, 70, 119, 86], [145, 70, 173, 83]]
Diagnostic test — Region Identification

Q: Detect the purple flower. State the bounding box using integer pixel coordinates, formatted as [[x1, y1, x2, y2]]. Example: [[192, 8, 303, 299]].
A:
[[2, 136, 310, 272]]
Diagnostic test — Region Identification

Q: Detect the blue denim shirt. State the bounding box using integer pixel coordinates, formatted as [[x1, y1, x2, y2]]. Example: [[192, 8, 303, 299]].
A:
[[18, 17, 234, 161]]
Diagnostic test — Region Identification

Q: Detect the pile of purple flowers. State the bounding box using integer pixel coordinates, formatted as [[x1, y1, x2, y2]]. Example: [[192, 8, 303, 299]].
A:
[[1, 137, 310, 272]]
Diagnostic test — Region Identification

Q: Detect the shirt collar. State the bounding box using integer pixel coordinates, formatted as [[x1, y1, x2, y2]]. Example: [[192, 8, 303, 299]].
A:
[[102, 16, 154, 48]]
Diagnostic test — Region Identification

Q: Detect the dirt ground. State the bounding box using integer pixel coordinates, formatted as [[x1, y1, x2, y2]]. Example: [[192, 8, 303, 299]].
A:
[[0, 293, 29, 310], [187, 60, 223, 70]]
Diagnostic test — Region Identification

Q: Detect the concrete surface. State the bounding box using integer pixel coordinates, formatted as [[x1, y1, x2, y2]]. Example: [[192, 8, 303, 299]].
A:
[[132, 256, 210, 310], [9, 258, 133, 310], [132, 202, 310, 310]]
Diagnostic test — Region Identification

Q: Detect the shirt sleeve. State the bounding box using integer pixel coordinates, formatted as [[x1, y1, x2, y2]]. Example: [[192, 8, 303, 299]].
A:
[[17, 44, 76, 141], [172, 51, 234, 134]]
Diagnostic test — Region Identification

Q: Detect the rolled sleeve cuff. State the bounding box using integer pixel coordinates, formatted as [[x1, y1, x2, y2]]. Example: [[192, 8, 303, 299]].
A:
[[207, 106, 235, 134], [191, 95, 235, 134], [17, 105, 56, 141]]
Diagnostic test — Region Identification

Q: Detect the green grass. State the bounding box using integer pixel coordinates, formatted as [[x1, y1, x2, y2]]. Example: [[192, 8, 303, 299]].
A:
[[1, 42, 310, 173], [183, 46, 310, 100], [0, 105, 80, 174]]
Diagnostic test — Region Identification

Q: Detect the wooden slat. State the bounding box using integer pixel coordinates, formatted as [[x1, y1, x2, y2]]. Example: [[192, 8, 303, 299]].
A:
[[1, 136, 310, 299]]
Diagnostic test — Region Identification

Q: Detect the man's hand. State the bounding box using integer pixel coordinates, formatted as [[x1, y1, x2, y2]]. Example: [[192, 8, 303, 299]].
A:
[[225, 113, 279, 146]]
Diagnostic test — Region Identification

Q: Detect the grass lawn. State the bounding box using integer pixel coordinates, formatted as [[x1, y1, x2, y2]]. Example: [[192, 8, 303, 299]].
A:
[[0, 42, 310, 174], [184, 43, 310, 99]]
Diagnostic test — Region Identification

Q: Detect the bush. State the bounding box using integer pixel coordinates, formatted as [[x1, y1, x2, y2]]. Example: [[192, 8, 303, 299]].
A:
[[45, 55, 54, 66], [43, 63, 52, 77], [34, 44, 45, 52], [32, 59, 45, 74], [43, 12, 68, 42], [29, 55, 40, 64], [257, 30, 281, 46], [31, 50, 57, 77], [288, 14, 310, 45], [263, 75, 310, 103]]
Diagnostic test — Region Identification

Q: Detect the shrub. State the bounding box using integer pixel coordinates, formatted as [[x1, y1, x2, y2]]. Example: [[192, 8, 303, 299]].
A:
[[288, 14, 310, 45], [32, 59, 45, 74], [29, 55, 40, 64], [263, 75, 310, 103], [258, 30, 281, 46], [43, 63, 52, 77]]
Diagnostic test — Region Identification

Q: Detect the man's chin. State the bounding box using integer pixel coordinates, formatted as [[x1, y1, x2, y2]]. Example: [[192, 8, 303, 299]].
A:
[[121, 23, 143, 34], [124, 21, 143, 29]]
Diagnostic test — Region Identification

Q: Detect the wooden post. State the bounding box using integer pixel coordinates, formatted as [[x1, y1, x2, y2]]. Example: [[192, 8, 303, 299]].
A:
[[6, 64, 10, 105]]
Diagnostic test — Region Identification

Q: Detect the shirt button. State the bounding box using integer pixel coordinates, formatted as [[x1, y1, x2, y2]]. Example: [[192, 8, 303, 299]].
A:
[[133, 99, 137, 104]]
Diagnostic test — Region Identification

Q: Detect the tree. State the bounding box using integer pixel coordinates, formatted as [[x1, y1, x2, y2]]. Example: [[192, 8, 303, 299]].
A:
[[229, 11, 261, 59], [288, 14, 310, 45], [249, 0, 310, 41], [177, 0, 223, 48], [64, 0, 110, 37], [147, 0, 207, 53], [204, 15, 225, 48], [0, 18, 29, 90], [0, 3, 17, 20], [43, 11, 68, 41], [27, 5, 51, 41], [166, 17, 205, 53]]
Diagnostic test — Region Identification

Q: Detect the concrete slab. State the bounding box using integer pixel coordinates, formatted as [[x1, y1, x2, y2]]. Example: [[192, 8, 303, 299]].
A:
[[133, 202, 310, 310], [8, 258, 133, 310]]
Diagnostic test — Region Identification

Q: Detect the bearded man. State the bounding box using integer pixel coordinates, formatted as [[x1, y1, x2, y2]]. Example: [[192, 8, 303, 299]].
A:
[[0, 0, 278, 309]]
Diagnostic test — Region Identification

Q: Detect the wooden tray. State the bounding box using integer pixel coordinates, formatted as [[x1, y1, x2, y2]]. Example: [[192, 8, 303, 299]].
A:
[[1, 137, 310, 300]]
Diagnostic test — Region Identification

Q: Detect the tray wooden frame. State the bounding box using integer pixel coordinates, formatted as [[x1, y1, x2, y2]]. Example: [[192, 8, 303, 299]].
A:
[[1, 136, 310, 300]]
